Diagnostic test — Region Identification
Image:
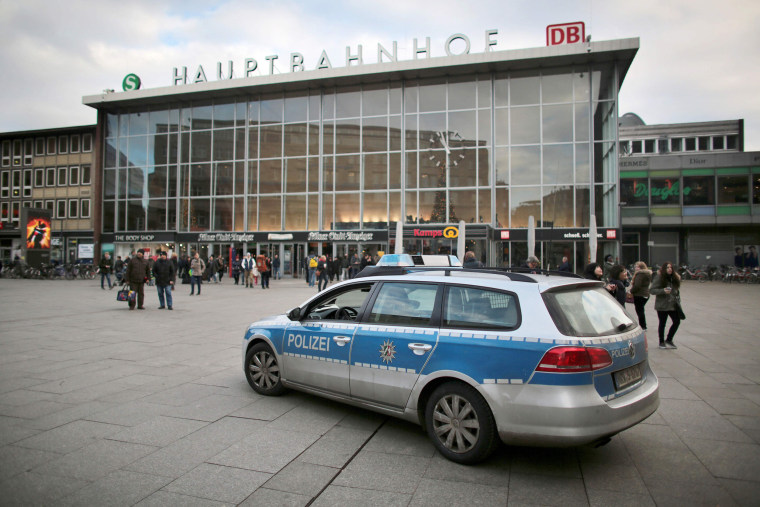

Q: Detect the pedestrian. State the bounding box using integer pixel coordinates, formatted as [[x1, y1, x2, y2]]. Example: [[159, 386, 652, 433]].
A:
[[206, 255, 218, 283], [114, 255, 125, 284], [582, 262, 604, 281], [603, 254, 615, 281], [558, 256, 571, 272], [241, 253, 253, 287], [317, 255, 329, 292], [125, 249, 150, 310], [650, 261, 682, 349], [99, 251, 114, 290], [258, 255, 271, 289], [523, 256, 540, 274], [463, 251, 483, 268], [746, 245, 758, 268], [153, 250, 176, 310], [190, 252, 205, 296], [327, 255, 335, 282], [734, 246, 745, 268], [340, 254, 349, 281], [232, 254, 242, 285], [273, 254, 281, 280], [217, 255, 225, 283], [349, 252, 360, 278], [630, 261, 653, 330], [607, 264, 629, 306], [308, 253, 318, 287]]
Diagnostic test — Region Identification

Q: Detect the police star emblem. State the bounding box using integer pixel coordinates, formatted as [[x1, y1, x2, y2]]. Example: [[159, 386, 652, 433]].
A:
[[379, 340, 397, 364]]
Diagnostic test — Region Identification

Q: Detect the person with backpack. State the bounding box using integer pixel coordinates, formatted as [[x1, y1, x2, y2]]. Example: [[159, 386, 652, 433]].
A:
[[317, 255, 329, 292], [258, 255, 272, 289], [307, 254, 318, 287]]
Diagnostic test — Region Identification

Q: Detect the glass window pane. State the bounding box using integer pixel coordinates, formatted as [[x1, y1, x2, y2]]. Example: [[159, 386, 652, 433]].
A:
[[189, 198, 210, 230], [260, 124, 282, 158], [418, 190, 447, 223], [510, 187, 540, 227], [362, 86, 387, 116], [510, 107, 540, 144], [389, 153, 401, 190], [284, 194, 306, 230], [130, 112, 148, 135], [406, 190, 418, 223], [511, 146, 540, 185], [495, 147, 508, 185], [335, 155, 360, 191], [477, 148, 490, 187], [213, 129, 234, 161], [308, 157, 319, 192], [363, 192, 387, 228], [284, 123, 307, 157], [259, 160, 282, 194], [128, 167, 143, 198], [318, 192, 330, 230], [190, 131, 211, 162], [717, 175, 749, 204], [575, 103, 590, 142], [448, 79, 476, 110], [364, 153, 387, 191], [191, 164, 211, 196], [542, 71, 573, 103], [477, 76, 491, 108], [247, 196, 258, 230], [418, 113, 446, 145], [543, 144, 574, 184], [444, 286, 519, 329], [336, 87, 360, 118], [650, 178, 680, 205], [362, 116, 387, 153], [284, 95, 308, 123], [260, 97, 283, 124], [191, 105, 212, 129], [543, 186, 574, 227], [450, 189, 476, 223], [419, 151, 444, 189], [418, 80, 446, 112], [234, 161, 244, 195], [334, 192, 359, 229], [449, 149, 476, 187], [543, 104, 573, 143], [213, 103, 234, 129], [335, 119, 360, 154], [148, 166, 167, 198], [478, 188, 491, 223], [259, 195, 281, 230], [405, 114, 417, 151], [322, 156, 333, 192], [213, 197, 233, 230], [128, 136, 148, 167], [510, 74, 539, 106], [215, 162, 234, 195], [247, 161, 258, 194], [494, 109, 508, 146], [147, 199, 166, 229], [127, 200, 145, 230], [389, 191, 401, 223], [620, 178, 649, 207], [285, 158, 306, 193]]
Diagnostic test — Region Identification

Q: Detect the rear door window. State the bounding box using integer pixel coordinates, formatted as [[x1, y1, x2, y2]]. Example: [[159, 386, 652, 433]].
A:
[[443, 285, 520, 330], [368, 282, 439, 326], [543, 287, 635, 336]]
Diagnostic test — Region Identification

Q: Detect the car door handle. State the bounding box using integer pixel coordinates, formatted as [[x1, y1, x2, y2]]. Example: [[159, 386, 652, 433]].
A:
[[408, 343, 433, 355], [333, 335, 352, 346]]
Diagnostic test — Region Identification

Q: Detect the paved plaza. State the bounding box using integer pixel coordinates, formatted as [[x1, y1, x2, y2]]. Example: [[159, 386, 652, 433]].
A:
[[0, 275, 759, 506]]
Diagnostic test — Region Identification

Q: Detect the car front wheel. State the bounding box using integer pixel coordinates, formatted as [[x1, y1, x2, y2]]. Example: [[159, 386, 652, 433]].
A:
[[424, 381, 498, 464], [245, 342, 285, 396]]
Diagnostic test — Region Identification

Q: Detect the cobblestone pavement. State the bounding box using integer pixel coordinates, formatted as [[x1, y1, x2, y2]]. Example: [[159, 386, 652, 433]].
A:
[[0, 275, 758, 506]]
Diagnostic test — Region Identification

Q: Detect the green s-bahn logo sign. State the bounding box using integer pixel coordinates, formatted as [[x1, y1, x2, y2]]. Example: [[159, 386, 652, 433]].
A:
[[122, 73, 141, 92]]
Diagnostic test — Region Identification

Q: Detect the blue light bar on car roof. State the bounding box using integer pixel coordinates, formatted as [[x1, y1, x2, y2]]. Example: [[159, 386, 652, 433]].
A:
[[375, 254, 462, 267]]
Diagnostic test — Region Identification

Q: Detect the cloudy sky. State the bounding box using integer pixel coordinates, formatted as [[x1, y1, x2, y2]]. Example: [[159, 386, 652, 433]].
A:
[[1, 0, 758, 149]]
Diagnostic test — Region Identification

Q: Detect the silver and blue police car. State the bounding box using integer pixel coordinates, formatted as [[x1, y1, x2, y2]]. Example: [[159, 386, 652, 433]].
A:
[[242, 254, 659, 464]]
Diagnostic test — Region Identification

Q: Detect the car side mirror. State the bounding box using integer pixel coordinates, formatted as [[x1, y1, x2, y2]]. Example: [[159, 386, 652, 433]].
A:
[[287, 307, 301, 321]]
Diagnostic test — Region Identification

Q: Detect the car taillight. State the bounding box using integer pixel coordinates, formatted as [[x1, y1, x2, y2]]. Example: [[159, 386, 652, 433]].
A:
[[535, 346, 613, 373]]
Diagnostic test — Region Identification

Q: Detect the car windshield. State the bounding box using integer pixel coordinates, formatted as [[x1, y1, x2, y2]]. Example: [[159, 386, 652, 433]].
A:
[[543, 286, 636, 337]]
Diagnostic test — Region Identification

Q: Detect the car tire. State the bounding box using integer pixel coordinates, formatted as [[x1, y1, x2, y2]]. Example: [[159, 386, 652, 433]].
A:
[[424, 381, 498, 464], [244, 342, 285, 396]]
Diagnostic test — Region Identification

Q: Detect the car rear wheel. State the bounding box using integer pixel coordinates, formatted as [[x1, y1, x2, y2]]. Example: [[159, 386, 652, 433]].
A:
[[245, 342, 285, 396], [424, 381, 498, 464]]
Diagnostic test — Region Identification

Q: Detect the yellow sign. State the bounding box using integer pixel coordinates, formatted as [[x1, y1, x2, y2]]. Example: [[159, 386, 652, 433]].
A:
[[443, 227, 459, 239]]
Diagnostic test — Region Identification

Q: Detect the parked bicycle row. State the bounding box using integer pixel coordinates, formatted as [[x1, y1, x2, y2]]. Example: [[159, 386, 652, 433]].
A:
[[677, 264, 760, 283], [0, 261, 97, 280]]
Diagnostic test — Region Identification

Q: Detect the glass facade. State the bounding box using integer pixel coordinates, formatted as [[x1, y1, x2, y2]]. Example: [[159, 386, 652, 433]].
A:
[[102, 65, 620, 242]]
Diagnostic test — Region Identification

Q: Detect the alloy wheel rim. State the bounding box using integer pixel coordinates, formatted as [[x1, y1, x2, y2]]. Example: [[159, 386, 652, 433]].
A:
[[249, 350, 280, 389], [432, 394, 480, 453]]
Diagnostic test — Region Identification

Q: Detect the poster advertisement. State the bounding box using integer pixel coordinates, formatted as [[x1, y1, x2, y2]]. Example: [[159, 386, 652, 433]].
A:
[[20, 207, 52, 267]]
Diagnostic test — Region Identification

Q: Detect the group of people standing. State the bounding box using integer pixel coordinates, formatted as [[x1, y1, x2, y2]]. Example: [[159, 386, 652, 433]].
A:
[[303, 252, 375, 291], [583, 255, 683, 349]]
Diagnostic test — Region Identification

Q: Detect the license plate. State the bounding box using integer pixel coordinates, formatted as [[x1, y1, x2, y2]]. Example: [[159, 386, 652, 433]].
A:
[[613, 362, 643, 391]]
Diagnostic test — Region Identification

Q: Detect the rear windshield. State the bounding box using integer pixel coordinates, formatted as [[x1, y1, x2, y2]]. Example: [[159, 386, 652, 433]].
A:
[[543, 287, 636, 337]]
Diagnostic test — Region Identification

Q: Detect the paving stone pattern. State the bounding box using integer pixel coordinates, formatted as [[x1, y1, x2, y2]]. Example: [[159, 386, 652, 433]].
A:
[[0, 276, 758, 505]]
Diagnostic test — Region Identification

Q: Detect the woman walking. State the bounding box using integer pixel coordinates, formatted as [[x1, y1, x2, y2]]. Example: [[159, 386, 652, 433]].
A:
[[650, 261, 682, 349], [607, 265, 629, 306], [630, 261, 653, 330]]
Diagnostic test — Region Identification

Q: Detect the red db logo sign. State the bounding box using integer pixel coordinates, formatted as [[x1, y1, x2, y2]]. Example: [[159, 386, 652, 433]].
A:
[[546, 22, 585, 46]]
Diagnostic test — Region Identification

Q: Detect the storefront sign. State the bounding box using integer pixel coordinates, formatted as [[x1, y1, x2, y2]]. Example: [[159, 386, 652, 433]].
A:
[[78, 243, 94, 259], [307, 231, 377, 242], [411, 226, 460, 239], [113, 233, 176, 242], [495, 228, 621, 241], [631, 180, 691, 200], [122, 73, 141, 91], [197, 232, 256, 242], [268, 233, 294, 241], [546, 22, 585, 46], [171, 30, 499, 86]]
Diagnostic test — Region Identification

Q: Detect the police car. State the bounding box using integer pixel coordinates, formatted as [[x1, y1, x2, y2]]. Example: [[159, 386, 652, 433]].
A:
[[242, 254, 659, 464]]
